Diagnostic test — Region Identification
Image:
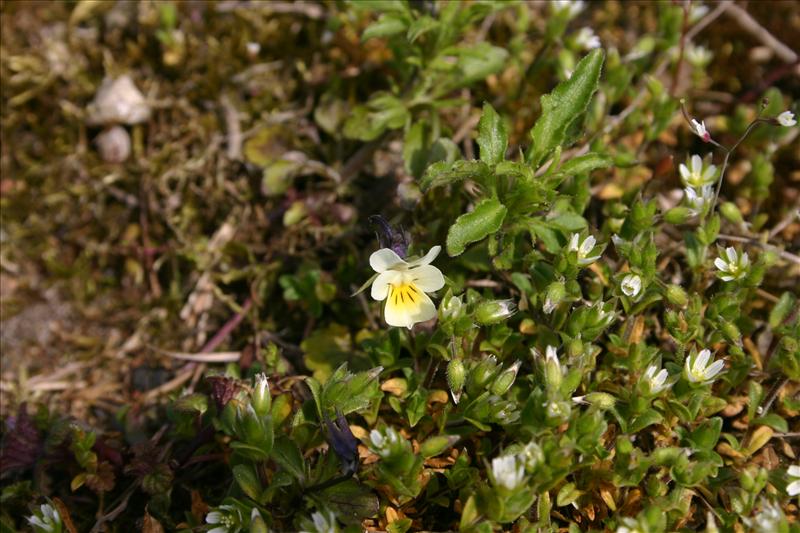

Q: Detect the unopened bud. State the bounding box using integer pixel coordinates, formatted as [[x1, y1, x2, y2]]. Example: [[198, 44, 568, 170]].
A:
[[252, 373, 271, 417], [566, 338, 583, 358], [665, 284, 688, 307], [490, 361, 521, 396], [720, 202, 744, 225], [447, 359, 466, 404], [470, 356, 499, 392], [664, 206, 691, 224], [440, 292, 464, 320], [420, 435, 460, 458], [475, 299, 517, 325], [543, 281, 566, 314], [543, 346, 563, 390], [250, 509, 269, 533], [583, 392, 616, 409]]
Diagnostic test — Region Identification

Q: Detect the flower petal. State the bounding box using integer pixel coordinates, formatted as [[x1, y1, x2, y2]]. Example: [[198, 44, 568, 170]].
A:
[[726, 247, 737, 262], [705, 359, 724, 379], [384, 287, 436, 329], [788, 465, 800, 477], [370, 248, 406, 273], [695, 349, 711, 371], [407, 245, 442, 267], [679, 164, 690, 180], [714, 258, 730, 271], [371, 270, 401, 301], [691, 154, 702, 175], [788, 479, 800, 496], [410, 265, 445, 292]]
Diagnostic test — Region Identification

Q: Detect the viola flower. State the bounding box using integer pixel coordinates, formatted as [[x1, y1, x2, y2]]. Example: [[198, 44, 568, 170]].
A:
[[643, 365, 670, 394], [691, 119, 711, 142], [777, 111, 796, 127], [684, 349, 724, 385], [620, 274, 642, 298], [679, 154, 717, 188], [369, 245, 445, 329], [491, 454, 525, 491], [714, 247, 750, 282], [787, 465, 800, 496], [568, 233, 601, 265]]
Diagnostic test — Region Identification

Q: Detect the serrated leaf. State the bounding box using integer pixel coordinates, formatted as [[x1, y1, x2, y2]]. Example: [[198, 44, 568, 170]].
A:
[[446, 198, 507, 256], [529, 49, 605, 167], [477, 102, 507, 165]]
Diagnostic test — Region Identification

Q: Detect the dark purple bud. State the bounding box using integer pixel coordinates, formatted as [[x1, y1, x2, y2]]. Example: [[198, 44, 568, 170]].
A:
[[369, 215, 408, 258], [323, 410, 359, 476]]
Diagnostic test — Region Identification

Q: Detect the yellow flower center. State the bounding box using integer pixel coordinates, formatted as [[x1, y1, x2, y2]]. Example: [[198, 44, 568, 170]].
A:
[[388, 282, 422, 308]]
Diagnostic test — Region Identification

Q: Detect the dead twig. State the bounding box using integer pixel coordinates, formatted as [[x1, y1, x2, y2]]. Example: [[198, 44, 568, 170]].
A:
[[724, 3, 798, 64]]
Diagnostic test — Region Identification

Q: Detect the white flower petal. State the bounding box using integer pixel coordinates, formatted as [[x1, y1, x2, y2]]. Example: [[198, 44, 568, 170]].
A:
[[370, 270, 401, 301], [679, 164, 690, 180], [714, 258, 730, 271], [691, 154, 702, 175], [407, 245, 441, 267], [694, 349, 711, 372], [206, 511, 222, 524], [788, 479, 800, 496], [726, 247, 737, 262], [787, 465, 800, 477], [568, 233, 580, 251], [410, 264, 444, 292], [705, 359, 724, 379], [684, 357, 696, 382], [370, 248, 406, 273], [580, 235, 596, 256]]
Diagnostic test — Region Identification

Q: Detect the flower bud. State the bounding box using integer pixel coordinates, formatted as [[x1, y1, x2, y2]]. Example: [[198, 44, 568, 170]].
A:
[[543, 281, 566, 314], [446, 359, 466, 404], [720, 202, 744, 225], [665, 284, 689, 307], [566, 338, 583, 358], [583, 392, 616, 409], [490, 361, 521, 396], [420, 435, 460, 458], [470, 356, 499, 391], [250, 509, 269, 533], [474, 299, 517, 325], [543, 347, 563, 390], [251, 373, 271, 417], [440, 292, 464, 320], [664, 206, 692, 224]]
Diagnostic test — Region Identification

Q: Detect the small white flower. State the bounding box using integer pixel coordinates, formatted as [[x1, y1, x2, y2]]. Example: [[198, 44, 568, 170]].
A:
[[684, 349, 724, 384], [27, 503, 61, 533], [684, 185, 714, 216], [491, 454, 525, 490], [205, 504, 242, 533], [643, 365, 670, 394], [616, 517, 644, 533], [679, 154, 717, 188], [691, 119, 711, 142], [787, 464, 800, 496], [685, 44, 713, 67], [620, 274, 642, 298], [744, 498, 786, 533], [777, 110, 796, 127], [568, 233, 601, 265], [551, 0, 585, 19], [521, 441, 543, 470], [370, 427, 402, 458], [310, 510, 338, 533], [369, 245, 445, 329], [714, 247, 750, 282], [575, 27, 601, 50]]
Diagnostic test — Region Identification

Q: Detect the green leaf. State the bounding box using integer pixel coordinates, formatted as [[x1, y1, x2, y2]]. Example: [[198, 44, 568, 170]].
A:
[[477, 103, 508, 165], [559, 152, 613, 176], [446, 198, 507, 256], [407, 15, 439, 43], [362, 13, 408, 40], [529, 49, 605, 167], [419, 160, 490, 192], [403, 122, 429, 178], [271, 436, 306, 482], [232, 464, 262, 501], [752, 413, 788, 433]]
